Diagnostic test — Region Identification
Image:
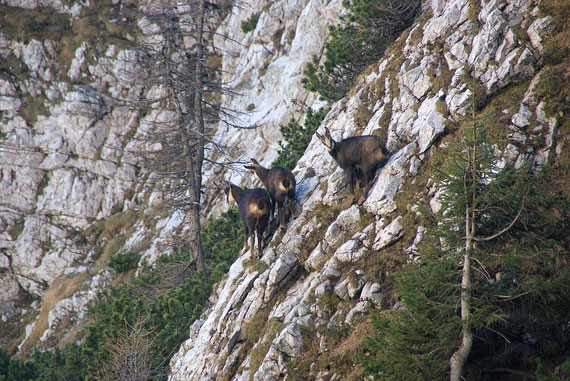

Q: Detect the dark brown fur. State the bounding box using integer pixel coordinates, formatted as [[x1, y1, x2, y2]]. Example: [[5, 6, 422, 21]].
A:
[[224, 182, 271, 258], [245, 158, 296, 230], [316, 127, 388, 204]]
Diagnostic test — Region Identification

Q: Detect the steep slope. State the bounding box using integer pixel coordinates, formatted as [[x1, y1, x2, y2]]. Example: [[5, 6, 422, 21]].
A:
[[168, 0, 564, 379]]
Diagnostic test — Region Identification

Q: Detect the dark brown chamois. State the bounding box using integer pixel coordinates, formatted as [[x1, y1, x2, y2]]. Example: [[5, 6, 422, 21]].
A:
[[224, 182, 271, 258], [316, 127, 388, 204], [244, 158, 297, 230]]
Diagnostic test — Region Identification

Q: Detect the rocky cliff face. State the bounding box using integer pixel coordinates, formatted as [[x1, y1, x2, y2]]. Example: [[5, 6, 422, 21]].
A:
[[0, 0, 562, 377], [0, 0, 342, 352], [168, 0, 560, 379]]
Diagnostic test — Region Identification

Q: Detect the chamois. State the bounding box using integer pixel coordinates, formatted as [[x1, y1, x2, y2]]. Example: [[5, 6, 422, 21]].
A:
[[244, 158, 296, 230], [224, 182, 271, 258], [316, 127, 388, 204]]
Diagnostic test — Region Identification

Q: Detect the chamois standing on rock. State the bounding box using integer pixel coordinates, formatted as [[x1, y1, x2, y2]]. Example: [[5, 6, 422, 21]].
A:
[[245, 158, 297, 230], [316, 127, 388, 204], [224, 182, 271, 258]]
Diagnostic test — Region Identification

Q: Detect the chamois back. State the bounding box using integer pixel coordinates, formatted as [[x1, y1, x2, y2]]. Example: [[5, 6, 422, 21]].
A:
[[316, 127, 388, 204], [224, 182, 271, 258], [245, 158, 297, 229]]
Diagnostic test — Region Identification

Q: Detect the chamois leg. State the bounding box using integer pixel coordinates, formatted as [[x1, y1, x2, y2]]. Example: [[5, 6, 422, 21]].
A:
[[278, 201, 286, 230], [288, 197, 296, 220], [256, 225, 264, 258], [358, 167, 376, 205], [241, 227, 250, 255], [269, 197, 276, 224], [249, 229, 256, 257], [348, 169, 358, 204]]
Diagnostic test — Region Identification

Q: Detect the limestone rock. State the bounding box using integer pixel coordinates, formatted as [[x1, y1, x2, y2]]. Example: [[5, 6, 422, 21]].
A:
[[363, 143, 417, 216], [527, 16, 554, 53], [333, 240, 367, 263], [412, 96, 447, 153], [322, 205, 361, 253], [373, 216, 404, 251], [274, 323, 305, 358], [265, 251, 299, 302], [345, 301, 368, 325], [333, 279, 350, 301], [360, 282, 383, 307]]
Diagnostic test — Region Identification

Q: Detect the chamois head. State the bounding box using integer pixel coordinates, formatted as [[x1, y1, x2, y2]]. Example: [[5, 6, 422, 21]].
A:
[[223, 181, 242, 205], [315, 127, 335, 152]]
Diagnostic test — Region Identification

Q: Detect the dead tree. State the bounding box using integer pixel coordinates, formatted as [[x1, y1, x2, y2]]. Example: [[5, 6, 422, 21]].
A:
[[116, 0, 244, 271]]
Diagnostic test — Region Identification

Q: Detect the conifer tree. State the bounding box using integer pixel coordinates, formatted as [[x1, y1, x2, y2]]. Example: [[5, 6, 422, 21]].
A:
[[114, 0, 241, 271], [442, 97, 529, 381], [302, 0, 420, 101], [360, 87, 538, 380]]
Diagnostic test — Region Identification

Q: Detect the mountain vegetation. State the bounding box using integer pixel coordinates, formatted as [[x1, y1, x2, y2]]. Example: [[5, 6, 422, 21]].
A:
[[0, 209, 243, 380], [0, 0, 568, 379], [302, 0, 421, 101], [360, 109, 570, 380]]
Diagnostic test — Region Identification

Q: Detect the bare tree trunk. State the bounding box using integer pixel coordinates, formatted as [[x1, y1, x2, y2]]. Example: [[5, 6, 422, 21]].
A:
[[449, 216, 474, 381], [190, 0, 206, 271], [450, 98, 477, 381], [163, 8, 205, 272]]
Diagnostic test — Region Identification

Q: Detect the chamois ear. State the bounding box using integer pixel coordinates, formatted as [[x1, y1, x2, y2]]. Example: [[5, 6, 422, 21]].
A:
[[245, 158, 261, 171]]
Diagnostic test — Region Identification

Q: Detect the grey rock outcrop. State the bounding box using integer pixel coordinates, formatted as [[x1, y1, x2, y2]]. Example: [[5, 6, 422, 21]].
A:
[[169, 0, 561, 378]]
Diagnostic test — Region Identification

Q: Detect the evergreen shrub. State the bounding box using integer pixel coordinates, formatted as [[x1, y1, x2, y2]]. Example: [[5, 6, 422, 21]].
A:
[[302, 0, 420, 101], [2, 209, 243, 380], [272, 106, 330, 170], [108, 251, 140, 273], [359, 116, 570, 379], [241, 12, 261, 33]]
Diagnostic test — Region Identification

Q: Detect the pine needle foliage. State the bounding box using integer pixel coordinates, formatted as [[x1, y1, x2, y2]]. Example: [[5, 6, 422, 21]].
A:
[[360, 254, 461, 380], [108, 251, 141, 273], [1, 210, 243, 380], [202, 207, 243, 282], [241, 12, 261, 33], [272, 106, 330, 170], [302, 0, 420, 101], [358, 105, 570, 378]]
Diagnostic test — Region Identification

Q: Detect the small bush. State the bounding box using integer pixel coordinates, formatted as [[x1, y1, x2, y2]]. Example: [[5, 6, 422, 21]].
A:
[[272, 106, 330, 170], [109, 251, 140, 273], [302, 0, 420, 101], [241, 12, 261, 33], [202, 207, 243, 282]]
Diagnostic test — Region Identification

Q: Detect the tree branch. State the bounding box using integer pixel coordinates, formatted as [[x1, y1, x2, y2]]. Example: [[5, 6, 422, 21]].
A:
[[474, 188, 529, 242]]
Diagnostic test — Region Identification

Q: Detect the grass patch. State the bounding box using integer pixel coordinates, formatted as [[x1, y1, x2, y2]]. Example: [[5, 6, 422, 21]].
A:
[[8, 220, 25, 240], [243, 258, 268, 273], [248, 318, 284, 376], [17, 273, 87, 353]]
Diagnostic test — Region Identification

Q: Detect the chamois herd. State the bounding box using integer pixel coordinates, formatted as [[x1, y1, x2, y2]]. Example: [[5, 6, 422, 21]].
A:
[[223, 127, 388, 258]]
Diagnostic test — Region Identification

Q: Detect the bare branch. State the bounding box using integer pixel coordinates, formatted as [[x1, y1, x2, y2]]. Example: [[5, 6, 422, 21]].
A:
[[474, 188, 529, 242]]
